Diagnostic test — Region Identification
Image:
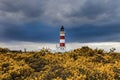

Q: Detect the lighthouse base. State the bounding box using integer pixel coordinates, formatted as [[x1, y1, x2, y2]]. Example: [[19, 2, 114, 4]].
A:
[[57, 47, 66, 52]]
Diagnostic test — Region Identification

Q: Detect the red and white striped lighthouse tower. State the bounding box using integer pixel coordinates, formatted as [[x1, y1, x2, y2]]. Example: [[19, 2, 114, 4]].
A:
[[59, 26, 66, 52], [60, 26, 65, 48]]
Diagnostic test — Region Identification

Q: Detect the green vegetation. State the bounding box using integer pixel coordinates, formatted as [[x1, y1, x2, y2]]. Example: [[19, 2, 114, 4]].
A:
[[0, 47, 120, 80]]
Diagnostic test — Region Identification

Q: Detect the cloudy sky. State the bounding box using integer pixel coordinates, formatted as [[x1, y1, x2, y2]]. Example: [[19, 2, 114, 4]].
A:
[[0, 0, 120, 51]]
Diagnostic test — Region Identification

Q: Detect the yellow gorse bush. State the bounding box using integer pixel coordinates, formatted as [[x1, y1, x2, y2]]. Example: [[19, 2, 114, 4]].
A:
[[0, 46, 120, 80]]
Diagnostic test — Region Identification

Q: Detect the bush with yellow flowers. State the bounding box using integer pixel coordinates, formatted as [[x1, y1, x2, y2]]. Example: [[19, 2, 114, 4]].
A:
[[0, 46, 120, 80]]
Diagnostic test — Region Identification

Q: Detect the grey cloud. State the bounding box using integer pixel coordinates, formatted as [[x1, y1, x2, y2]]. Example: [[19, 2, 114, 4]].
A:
[[0, 0, 45, 16], [2, 23, 59, 43], [63, 0, 120, 25], [0, 0, 120, 26], [66, 23, 120, 42], [0, 0, 120, 43], [0, 0, 46, 25]]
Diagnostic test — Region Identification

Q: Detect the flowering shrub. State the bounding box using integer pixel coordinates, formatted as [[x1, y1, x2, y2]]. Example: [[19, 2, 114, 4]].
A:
[[0, 46, 120, 80]]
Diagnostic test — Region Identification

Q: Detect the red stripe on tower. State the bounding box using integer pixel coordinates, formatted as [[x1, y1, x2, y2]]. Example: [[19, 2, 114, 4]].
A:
[[60, 26, 65, 50], [60, 43, 65, 46], [60, 36, 65, 39]]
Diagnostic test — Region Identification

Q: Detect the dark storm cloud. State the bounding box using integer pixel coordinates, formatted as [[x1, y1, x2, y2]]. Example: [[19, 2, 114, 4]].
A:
[[66, 24, 120, 42], [74, 1, 112, 19], [0, 0, 120, 25], [2, 23, 120, 43], [0, 0, 45, 18], [3, 23, 59, 42], [0, 0, 120, 43], [64, 0, 120, 25]]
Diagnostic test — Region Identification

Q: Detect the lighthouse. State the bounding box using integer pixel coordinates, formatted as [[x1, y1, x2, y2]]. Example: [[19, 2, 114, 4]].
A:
[[57, 26, 66, 52]]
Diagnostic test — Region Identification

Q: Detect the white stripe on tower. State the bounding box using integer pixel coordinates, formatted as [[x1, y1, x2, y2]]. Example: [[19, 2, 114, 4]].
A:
[[60, 34, 65, 36], [60, 39, 65, 43]]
